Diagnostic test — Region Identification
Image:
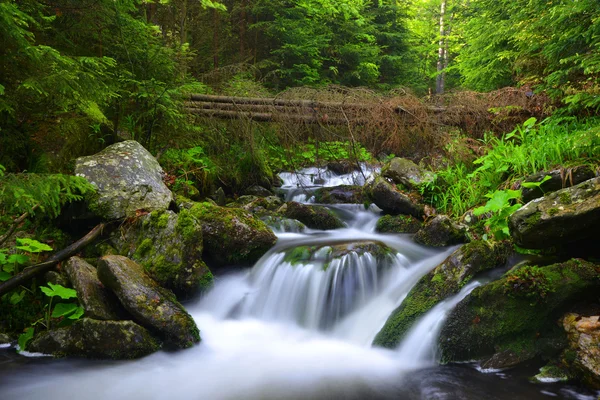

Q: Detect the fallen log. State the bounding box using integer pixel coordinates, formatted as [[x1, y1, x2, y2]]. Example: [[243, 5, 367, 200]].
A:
[[0, 222, 112, 297], [186, 107, 370, 125]]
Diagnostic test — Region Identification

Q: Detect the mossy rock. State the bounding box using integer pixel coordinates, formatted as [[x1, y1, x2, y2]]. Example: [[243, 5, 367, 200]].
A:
[[414, 215, 467, 247], [521, 166, 596, 203], [261, 215, 306, 233], [97, 255, 200, 349], [375, 214, 422, 233], [381, 157, 435, 190], [282, 241, 395, 267], [367, 176, 424, 218], [279, 201, 345, 230], [111, 209, 213, 298], [313, 185, 366, 204], [438, 259, 600, 366], [28, 318, 160, 359], [373, 240, 511, 349], [189, 202, 277, 267], [509, 177, 600, 249]]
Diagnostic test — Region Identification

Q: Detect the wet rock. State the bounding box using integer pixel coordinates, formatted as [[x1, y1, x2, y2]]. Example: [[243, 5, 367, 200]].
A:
[[242, 196, 284, 214], [375, 214, 422, 234], [561, 313, 600, 388], [313, 185, 366, 204], [283, 241, 395, 268], [189, 202, 277, 266], [373, 240, 511, 349], [521, 166, 596, 203], [110, 209, 213, 298], [414, 215, 467, 247], [368, 176, 424, 218], [28, 318, 160, 359], [279, 201, 345, 230], [97, 255, 200, 348], [260, 215, 306, 233], [244, 185, 273, 197], [481, 349, 535, 370], [509, 177, 600, 249], [64, 257, 121, 320], [75, 140, 173, 219], [531, 364, 570, 383], [0, 333, 12, 344], [439, 259, 600, 366], [327, 161, 358, 175], [211, 187, 226, 206], [381, 157, 435, 190]]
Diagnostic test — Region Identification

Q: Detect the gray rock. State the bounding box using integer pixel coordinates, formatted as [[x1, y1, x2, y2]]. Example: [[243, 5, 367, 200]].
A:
[[97, 255, 200, 348], [64, 257, 121, 320], [244, 185, 273, 197], [382, 157, 435, 190], [375, 214, 422, 234], [521, 166, 596, 203], [368, 176, 424, 217], [561, 313, 600, 389], [509, 177, 600, 249], [75, 141, 173, 219], [414, 215, 467, 247], [280, 201, 345, 230], [110, 209, 212, 298], [313, 185, 366, 204], [0, 333, 12, 345], [28, 318, 160, 359]]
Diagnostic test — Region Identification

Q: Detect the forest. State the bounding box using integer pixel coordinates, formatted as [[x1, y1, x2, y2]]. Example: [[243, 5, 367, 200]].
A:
[[1, 0, 599, 399]]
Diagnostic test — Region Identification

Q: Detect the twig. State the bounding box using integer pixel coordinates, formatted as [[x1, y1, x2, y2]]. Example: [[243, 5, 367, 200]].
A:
[[0, 205, 39, 248]]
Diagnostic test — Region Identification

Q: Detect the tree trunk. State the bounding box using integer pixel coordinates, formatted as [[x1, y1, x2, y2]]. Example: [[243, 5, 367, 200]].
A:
[[180, 0, 188, 45], [436, 0, 447, 95], [213, 8, 220, 69], [240, 0, 247, 59]]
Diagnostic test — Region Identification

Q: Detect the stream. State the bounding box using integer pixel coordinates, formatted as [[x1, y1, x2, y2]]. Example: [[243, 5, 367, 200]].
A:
[[0, 166, 596, 400]]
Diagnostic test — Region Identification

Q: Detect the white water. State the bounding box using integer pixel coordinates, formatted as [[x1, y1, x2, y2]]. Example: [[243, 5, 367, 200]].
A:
[[1, 168, 500, 400]]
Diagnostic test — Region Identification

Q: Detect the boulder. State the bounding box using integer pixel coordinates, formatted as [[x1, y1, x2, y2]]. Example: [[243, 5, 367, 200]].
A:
[[561, 313, 600, 388], [438, 259, 600, 366], [414, 215, 467, 247], [313, 185, 366, 204], [75, 141, 173, 219], [242, 196, 284, 214], [189, 202, 277, 266], [64, 257, 121, 320], [280, 201, 345, 230], [375, 214, 423, 234], [509, 177, 600, 249], [260, 216, 306, 233], [244, 185, 273, 197], [327, 161, 358, 175], [373, 240, 511, 348], [28, 318, 160, 359], [0, 333, 12, 344], [283, 241, 395, 266], [97, 255, 200, 348], [111, 209, 213, 298], [368, 176, 424, 218], [521, 166, 596, 203], [381, 157, 435, 190]]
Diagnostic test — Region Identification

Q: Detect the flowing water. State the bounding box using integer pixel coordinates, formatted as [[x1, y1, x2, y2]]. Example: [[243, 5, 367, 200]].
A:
[[0, 165, 596, 400]]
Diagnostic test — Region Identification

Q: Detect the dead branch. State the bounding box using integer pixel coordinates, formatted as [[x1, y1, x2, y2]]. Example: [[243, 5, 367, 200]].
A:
[[0, 205, 39, 248]]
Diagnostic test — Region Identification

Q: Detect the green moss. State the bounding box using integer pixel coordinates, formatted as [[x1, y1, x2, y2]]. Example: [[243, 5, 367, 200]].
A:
[[134, 238, 153, 258], [525, 211, 542, 227], [547, 207, 559, 216], [283, 246, 312, 265], [376, 214, 422, 234], [559, 191, 572, 205]]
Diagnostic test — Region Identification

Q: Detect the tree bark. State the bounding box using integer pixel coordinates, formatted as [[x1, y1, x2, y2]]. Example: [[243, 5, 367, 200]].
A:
[[436, 0, 447, 95]]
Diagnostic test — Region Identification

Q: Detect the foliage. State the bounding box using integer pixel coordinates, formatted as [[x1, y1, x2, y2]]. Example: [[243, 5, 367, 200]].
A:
[[160, 146, 218, 198], [473, 189, 521, 240], [0, 238, 53, 283], [267, 140, 372, 171]]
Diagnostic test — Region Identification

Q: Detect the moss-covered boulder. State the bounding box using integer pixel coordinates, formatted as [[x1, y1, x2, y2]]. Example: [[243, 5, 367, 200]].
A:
[[373, 240, 511, 349], [439, 259, 600, 367], [189, 202, 277, 266], [75, 140, 173, 219], [97, 255, 200, 348], [368, 176, 424, 218], [64, 257, 121, 320], [111, 209, 212, 298], [313, 185, 366, 204], [244, 185, 273, 197], [381, 157, 435, 190], [28, 318, 160, 359], [279, 201, 345, 230], [521, 166, 596, 203], [561, 313, 600, 388], [375, 214, 423, 233], [283, 241, 394, 266], [414, 215, 467, 247], [242, 196, 284, 215], [509, 177, 600, 249], [260, 215, 306, 233]]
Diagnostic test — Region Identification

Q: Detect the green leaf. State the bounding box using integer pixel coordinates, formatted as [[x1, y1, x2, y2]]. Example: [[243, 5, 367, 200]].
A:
[[0, 271, 11, 281], [68, 306, 85, 320], [51, 302, 78, 318], [15, 238, 53, 253], [7, 254, 29, 266], [10, 290, 26, 305], [40, 283, 78, 300], [17, 327, 34, 352]]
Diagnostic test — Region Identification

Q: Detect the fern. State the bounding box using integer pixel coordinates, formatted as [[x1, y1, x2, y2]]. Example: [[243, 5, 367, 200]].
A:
[[0, 173, 95, 218]]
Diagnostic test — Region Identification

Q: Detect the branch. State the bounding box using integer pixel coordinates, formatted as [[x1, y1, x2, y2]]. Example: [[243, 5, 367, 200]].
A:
[[0, 205, 39, 248], [0, 222, 112, 297]]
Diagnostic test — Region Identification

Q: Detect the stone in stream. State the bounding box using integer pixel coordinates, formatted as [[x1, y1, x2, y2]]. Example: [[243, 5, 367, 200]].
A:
[[28, 318, 160, 359], [97, 255, 200, 348], [327, 160, 358, 175], [381, 157, 435, 191], [438, 259, 600, 369], [373, 240, 511, 349], [110, 209, 213, 298], [64, 257, 122, 320], [521, 165, 596, 203], [279, 201, 345, 230], [560, 313, 600, 389], [375, 214, 423, 234], [75, 140, 173, 220], [413, 215, 467, 247], [313, 185, 366, 204], [509, 177, 600, 249], [367, 176, 424, 218], [188, 202, 277, 267]]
